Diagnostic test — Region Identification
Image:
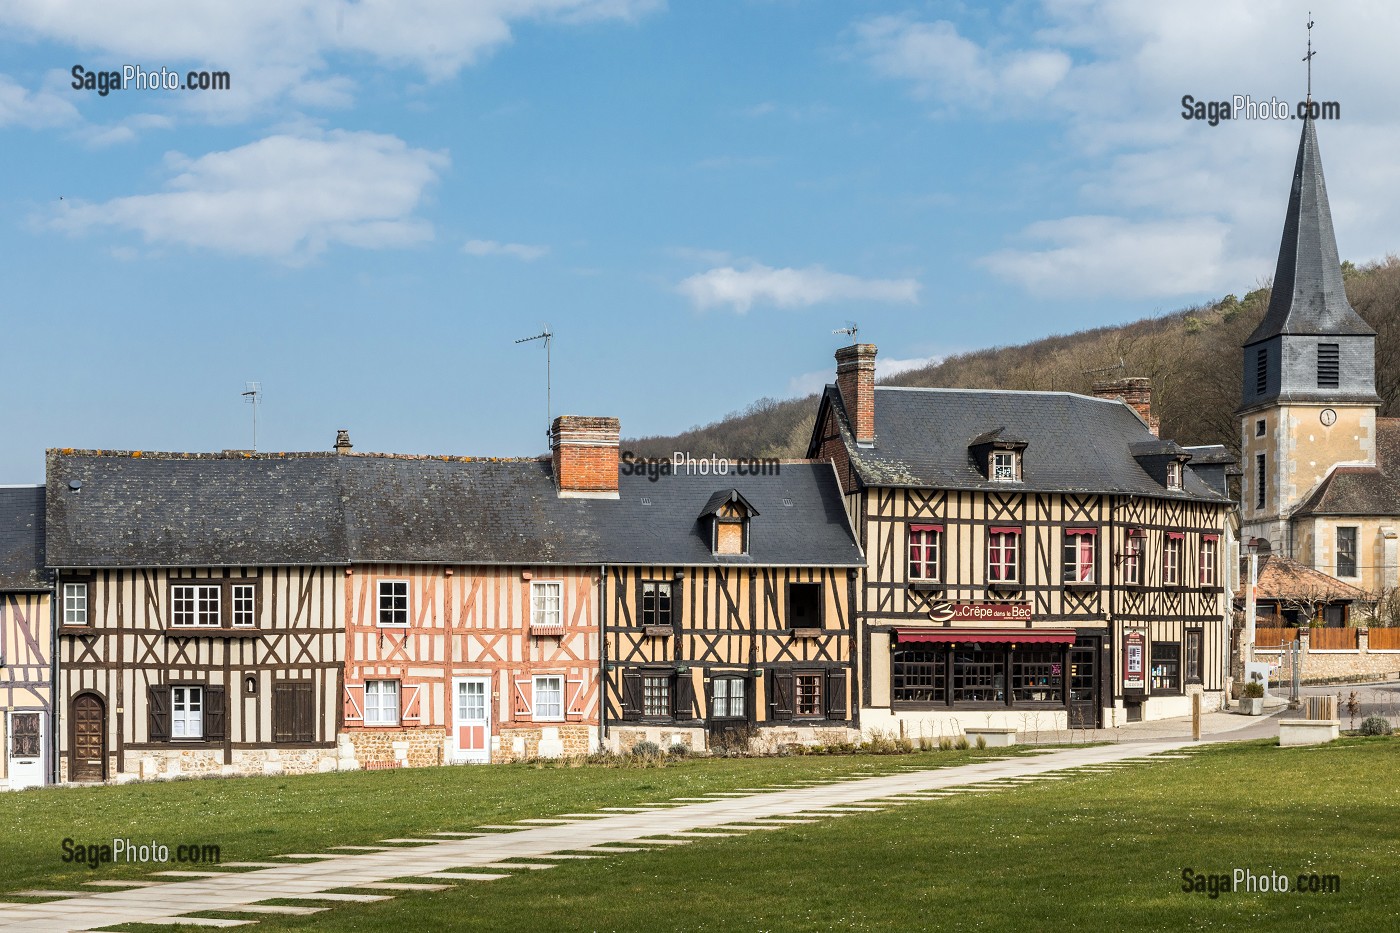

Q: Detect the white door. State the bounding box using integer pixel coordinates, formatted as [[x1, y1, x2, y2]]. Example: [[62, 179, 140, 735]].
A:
[[452, 678, 491, 764], [7, 712, 45, 790]]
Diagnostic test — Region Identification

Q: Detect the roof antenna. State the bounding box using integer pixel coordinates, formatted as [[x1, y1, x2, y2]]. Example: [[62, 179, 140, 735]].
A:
[[515, 325, 553, 437], [1081, 358, 1126, 377], [241, 382, 262, 451], [832, 322, 859, 345], [1303, 13, 1315, 105]]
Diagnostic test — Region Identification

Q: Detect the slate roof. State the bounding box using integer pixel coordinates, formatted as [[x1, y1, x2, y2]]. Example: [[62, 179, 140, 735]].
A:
[[0, 485, 48, 591], [1293, 418, 1400, 517], [45, 451, 863, 569], [814, 386, 1229, 503], [1246, 116, 1375, 346]]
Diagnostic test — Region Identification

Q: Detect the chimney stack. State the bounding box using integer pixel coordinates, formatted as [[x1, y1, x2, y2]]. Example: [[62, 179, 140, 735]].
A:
[[835, 343, 878, 447], [334, 429, 353, 454], [1092, 377, 1158, 436], [550, 415, 620, 498]]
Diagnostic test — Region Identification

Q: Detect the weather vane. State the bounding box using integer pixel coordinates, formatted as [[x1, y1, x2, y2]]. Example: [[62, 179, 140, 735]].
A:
[[1303, 13, 1316, 104]]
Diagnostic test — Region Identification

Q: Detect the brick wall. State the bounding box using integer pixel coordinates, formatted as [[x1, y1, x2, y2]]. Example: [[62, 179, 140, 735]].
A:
[[551, 416, 619, 495], [835, 344, 877, 446]]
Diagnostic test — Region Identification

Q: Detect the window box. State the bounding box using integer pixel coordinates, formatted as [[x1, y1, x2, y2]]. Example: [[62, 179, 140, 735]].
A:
[[908, 581, 945, 593], [642, 626, 673, 638], [790, 627, 823, 639]]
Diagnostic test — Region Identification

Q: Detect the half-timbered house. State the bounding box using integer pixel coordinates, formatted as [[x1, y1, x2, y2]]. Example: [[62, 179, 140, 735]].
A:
[[46, 451, 345, 782], [1, 485, 52, 790], [600, 461, 864, 753], [808, 345, 1234, 733]]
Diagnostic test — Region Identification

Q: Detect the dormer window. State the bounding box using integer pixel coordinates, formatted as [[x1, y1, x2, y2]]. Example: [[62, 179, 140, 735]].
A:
[[992, 451, 1017, 482], [1166, 460, 1183, 490], [699, 489, 759, 558]]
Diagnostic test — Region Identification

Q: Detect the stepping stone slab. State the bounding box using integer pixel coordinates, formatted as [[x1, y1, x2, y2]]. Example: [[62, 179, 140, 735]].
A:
[[83, 879, 166, 887], [221, 862, 287, 869], [284, 893, 391, 903], [331, 845, 396, 851], [475, 825, 529, 830], [414, 872, 510, 881], [15, 890, 83, 898], [349, 882, 451, 892], [477, 862, 557, 870], [378, 838, 441, 844], [140, 920, 253, 928], [281, 854, 342, 860], [572, 846, 648, 853], [715, 824, 787, 831], [755, 818, 818, 824], [526, 853, 601, 859], [431, 831, 488, 837], [153, 871, 234, 878], [227, 905, 329, 916], [517, 818, 577, 824], [628, 838, 692, 845], [675, 831, 742, 838]]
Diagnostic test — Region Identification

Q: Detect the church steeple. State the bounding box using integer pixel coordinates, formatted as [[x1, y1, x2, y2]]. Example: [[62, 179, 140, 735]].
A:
[[1240, 115, 1378, 411]]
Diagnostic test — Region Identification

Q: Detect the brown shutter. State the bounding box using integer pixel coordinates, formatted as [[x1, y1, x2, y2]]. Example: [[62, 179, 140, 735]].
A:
[[148, 685, 171, 742], [273, 684, 294, 743], [621, 672, 642, 721], [295, 683, 315, 742], [825, 670, 848, 721], [674, 674, 696, 721], [204, 685, 227, 742], [768, 670, 793, 721], [703, 677, 715, 720]]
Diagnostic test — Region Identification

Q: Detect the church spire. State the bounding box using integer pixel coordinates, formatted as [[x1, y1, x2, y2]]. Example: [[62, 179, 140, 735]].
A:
[[1244, 113, 1374, 347]]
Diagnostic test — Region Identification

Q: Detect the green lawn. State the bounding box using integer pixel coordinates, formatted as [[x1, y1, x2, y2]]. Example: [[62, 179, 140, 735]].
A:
[[114, 738, 1400, 932], [0, 747, 1016, 896]]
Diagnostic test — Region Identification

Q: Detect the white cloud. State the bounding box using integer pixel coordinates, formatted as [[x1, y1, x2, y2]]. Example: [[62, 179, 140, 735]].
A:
[[48, 129, 448, 262], [980, 215, 1262, 299], [0, 0, 662, 118], [0, 74, 79, 127], [854, 15, 1070, 110], [787, 355, 937, 397], [677, 263, 921, 313], [463, 238, 549, 261]]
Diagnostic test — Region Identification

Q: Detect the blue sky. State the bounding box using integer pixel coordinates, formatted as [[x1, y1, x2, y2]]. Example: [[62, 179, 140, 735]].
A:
[[4, 1, 1399, 482]]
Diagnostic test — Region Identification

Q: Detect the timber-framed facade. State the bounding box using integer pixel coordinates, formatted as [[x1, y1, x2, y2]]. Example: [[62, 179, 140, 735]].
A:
[[1, 486, 52, 790], [809, 346, 1235, 733]]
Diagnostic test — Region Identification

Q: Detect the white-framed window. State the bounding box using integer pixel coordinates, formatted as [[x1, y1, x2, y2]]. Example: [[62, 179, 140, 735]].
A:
[[642, 674, 671, 719], [171, 686, 204, 739], [1123, 532, 1144, 586], [171, 584, 221, 627], [711, 677, 747, 719], [908, 524, 942, 581], [532, 581, 563, 630], [1062, 530, 1096, 584], [1199, 536, 1218, 587], [364, 680, 400, 725], [1167, 460, 1183, 490], [987, 529, 1021, 583], [1164, 535, 1183, 585], [231, 584, 256, 627], [378, 580, 409, 626], [63, 582, 88, 625], [533, 675, 564, 721], [794, 672, 825, 718], [991, 451, 1018, 482]]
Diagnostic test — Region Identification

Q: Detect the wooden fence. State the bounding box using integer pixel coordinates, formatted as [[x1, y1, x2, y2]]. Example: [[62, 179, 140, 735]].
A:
[[1255, 627, 1299, 648], [1309, 627, 1360, 650], [1369, 627, 1400, 651]]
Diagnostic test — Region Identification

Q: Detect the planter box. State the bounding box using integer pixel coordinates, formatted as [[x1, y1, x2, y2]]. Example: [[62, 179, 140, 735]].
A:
[[1240, 697, 1264, 716], [1279, 719, 1340, 746], [964, 727, 1017, 747]]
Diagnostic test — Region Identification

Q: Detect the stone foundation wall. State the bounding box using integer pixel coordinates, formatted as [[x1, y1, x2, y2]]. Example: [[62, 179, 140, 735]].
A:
[[1252, 629, 1400, 686], [344, 728, 449, 770], [80, 746, 348, 784], [493, 724, 595, 762], [606, 724, 859, 755]]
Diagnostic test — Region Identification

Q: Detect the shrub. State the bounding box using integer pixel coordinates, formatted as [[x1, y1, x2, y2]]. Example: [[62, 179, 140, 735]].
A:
[[975, 735, 987, 750], [630, 740, 663, 758], [938, 736, 953, 751], [1242, 680, 1265, 699], [1359, 716, 1393, 736], [954, 736, 970, 750], [667, 742, 691, 758]]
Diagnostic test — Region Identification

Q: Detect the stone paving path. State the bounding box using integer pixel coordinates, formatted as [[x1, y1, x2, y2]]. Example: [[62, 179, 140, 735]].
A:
[[0, 739, 1205, 932]]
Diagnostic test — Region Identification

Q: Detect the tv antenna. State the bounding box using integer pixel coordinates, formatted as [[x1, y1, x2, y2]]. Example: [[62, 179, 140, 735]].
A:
[[1303, 13, 1316, 104], [241, 382, 262, 450], [833, 322, 859, 344], [514, 325, 553, 435], [1081, 358, 1126, 377]]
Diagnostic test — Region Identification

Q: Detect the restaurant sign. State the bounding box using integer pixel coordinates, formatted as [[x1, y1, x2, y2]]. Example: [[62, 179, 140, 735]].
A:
[[1123, 628, 1147, 691], [928, 601, 1032, 624]]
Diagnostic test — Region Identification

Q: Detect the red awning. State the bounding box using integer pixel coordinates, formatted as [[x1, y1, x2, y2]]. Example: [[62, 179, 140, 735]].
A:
[[896, 628, 1077, 645], [1064, 527, 1097, 536], [910, 523, 944, 533]]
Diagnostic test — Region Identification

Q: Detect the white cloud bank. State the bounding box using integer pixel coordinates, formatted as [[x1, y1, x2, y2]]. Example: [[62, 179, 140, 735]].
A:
[[463, 239, 549, 260], [678, 263, 921, 312], [48, 129, 448, 262]]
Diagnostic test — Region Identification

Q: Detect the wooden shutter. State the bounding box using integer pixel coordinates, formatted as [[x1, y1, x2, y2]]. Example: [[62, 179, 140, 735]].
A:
[[768, 670, 793, 722], [296, 684, 315, 741], [703, 677, 715, 720], [621, 672, 642, 721], [674, 674, 696, 721], [148, 685, 171, 742], [825, 670, 848, 721], [276, 683, 315, 743], [204, 685, 227, 742]]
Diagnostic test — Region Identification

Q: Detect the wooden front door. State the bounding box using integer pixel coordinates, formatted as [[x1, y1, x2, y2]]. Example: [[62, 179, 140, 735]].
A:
[[7, 712, 45, 789], [452, 678, 491, 764], [1068, 638, 1101, 729], [71, 694, 105, 783]]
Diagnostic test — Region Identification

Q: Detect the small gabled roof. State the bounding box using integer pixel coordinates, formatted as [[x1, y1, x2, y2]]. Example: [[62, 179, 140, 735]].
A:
[[810, 385, 1228, 503], [1238, 554, 1367, 603], [698, 488, 759, 520], [969, 427, 1027, 448], [1246, 116, 1375, 346], [0, 485, 48, 591]]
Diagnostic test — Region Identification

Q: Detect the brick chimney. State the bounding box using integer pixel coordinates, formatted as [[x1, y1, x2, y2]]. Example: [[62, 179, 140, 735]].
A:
[[835, 343, 877, 447], [550, 415, 620, 498], [334, 429, 353, 454], [1093, 377, 1158, 436]]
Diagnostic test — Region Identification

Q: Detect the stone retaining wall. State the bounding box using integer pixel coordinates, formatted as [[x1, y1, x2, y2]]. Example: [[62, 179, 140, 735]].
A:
[[1248, 628, 1400, 686]]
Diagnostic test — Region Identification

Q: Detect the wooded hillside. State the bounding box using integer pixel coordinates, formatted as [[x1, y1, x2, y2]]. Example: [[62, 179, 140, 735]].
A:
[[628, 258, 1400, 460]]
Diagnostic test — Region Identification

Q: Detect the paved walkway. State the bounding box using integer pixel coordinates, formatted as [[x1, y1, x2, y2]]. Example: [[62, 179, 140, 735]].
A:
[[0, 740, 1208, 932]]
